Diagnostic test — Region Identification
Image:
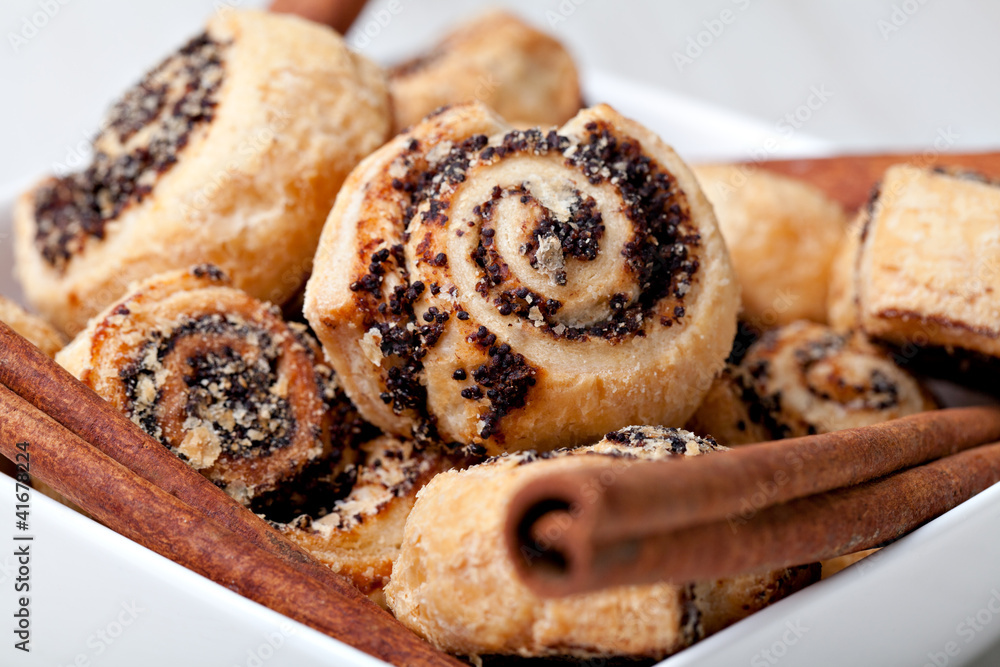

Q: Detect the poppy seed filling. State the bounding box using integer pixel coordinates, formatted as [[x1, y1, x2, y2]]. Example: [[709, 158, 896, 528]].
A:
[[33, 32, 228, 271], [119, 313, 296, 460], [347, 121, 702, 443]]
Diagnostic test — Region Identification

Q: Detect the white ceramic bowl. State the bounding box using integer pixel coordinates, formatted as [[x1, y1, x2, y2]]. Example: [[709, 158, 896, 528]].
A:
[[3, 72, 1000, 667]]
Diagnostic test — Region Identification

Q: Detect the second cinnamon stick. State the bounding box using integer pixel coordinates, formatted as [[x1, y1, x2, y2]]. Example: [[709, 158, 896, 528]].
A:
[[755, 150, 1000, 212], [518, 442, 1000, 595], [511, 406, 1000, 552], [269, 0, 369, 34], [0, 383, 460, 667], [0, 322, 357, 602]]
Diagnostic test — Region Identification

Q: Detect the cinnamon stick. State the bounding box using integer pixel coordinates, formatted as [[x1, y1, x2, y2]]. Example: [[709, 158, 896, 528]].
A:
[[517, 407, 1000, 545], [0, 321, 345, 593], [269, 0, 369, 34], [507, 408, 1000, 597], [753, 150, 1000, 212], [0, 385, 460, 666], [519, 443, 1000, 595], [0, 325, 461, 666]]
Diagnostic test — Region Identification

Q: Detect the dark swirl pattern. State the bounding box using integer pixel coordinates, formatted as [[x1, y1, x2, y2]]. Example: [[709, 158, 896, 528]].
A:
[[16, 10, 393, 340], [263, 435, 469, 603], [33, 34, 228, 271], [687, 321, 936, 446], [306, 102, 739, 454], [57, 266, 370, 504]]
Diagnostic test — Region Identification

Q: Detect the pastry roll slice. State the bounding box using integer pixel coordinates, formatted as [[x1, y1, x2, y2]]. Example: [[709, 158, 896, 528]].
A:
[[15, 9, 391, 335], [385, 426, 819, 660], [694, 165, 847, 328], [828, 165, 1000, 373], [0, 296, 66, 358], [686, 320, 935, 446], [826, 217, 863, 333], [388, 10, 581, 132], [305, 102, 739, 454], [262, 436, 467, 605], [57, 266, 368, 504]]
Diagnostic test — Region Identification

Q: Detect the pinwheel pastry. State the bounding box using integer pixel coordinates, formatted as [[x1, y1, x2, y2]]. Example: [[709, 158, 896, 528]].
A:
[[828, 165, 1000, 383], [56, 266, 369, 504], [304, 102, 740, 454], [686, 320, 935, 446], [0, 296, 65, 358], [694, 164, 847, 329], [388, 10, 581, 132], [261, 435, 472, 605], [385, 425, 819, 660], [15, 9, 390, 335]]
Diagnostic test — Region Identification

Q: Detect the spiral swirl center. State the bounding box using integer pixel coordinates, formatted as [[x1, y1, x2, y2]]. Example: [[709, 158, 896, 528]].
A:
[[120, 313, 296, 464]]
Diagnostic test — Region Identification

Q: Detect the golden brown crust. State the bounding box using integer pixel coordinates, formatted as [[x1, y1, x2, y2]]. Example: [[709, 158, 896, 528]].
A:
[[15, 10, 391, 335], [271, 435, 461, 603], [684, 366, 773, 446], [693, 564, 822, 637], [686, 321, 936, 446], [0, 296, 66, 358], [694, 164, 848, 327], [827, 212, 863, 332], [827, 165, 1000, 360], [55, 266, 366, 504], [385, 425, 817, 659], [388, 10, 581, 133], [820, 548, 879, 579], [305, 102, 739, 455]]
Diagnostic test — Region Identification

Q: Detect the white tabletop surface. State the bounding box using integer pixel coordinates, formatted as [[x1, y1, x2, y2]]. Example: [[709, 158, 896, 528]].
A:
[[1, 1, 999, 665]]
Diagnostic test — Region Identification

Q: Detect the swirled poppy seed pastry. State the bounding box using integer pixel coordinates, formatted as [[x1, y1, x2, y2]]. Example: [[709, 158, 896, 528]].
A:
[[56, 266, 369, 504], [384, 426, 819, 659], [304, 102, 739, 454], [827, 165, 1000, 378], [263, 435, 468, 605], [685, 366, 773, 445], [686, 321, 935, 446], [388, 10, 581, 132], [694, 165, 848, 328], [15, 9, 391, 335], [0, 297, 66, 358]]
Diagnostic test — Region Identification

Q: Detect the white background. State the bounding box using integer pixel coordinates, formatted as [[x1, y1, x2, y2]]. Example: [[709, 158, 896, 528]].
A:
[[1, 1, 999, 665], [1, 0, 998, 188]]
